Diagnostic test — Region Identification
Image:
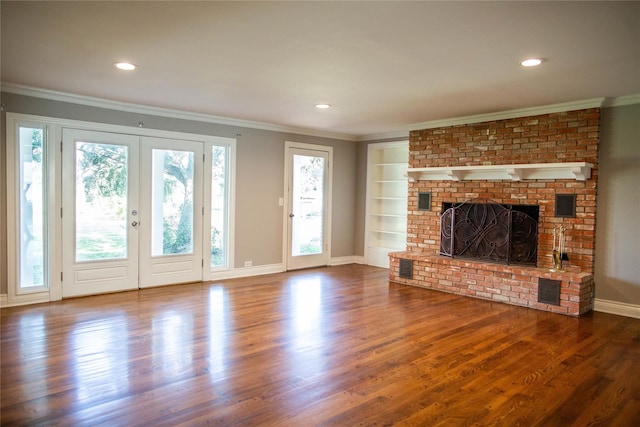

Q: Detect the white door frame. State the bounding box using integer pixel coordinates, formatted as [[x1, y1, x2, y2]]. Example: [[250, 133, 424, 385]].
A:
[[5, 113, 232, 304], [283, 141, 333, 270]]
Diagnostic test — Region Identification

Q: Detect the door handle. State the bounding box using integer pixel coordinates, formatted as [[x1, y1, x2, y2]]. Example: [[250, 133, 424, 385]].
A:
[[131, 221, 139, 227], [289, 213, 295, 218]]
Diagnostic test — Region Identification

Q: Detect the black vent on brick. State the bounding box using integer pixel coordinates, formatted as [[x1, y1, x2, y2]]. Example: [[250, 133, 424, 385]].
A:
[[538, 278, 561, 306], [418, 192, 431, 211], [399, 259, 413, 279], [555, 194, 577, 218]]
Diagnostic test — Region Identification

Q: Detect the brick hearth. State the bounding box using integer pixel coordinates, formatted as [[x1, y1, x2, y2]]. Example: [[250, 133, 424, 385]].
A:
[[389, 108, 599, 316], [389, 253, 594, 316]]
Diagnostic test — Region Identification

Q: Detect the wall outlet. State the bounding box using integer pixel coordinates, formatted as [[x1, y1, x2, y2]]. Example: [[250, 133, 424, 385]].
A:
[[244, 261, 252, 267]]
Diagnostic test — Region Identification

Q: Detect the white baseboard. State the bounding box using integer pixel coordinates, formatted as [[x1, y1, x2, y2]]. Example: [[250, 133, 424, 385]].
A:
[[594, 298, 640, 319], [1, 292, 50, 308], [330, 256, 364, 266], [210, 263, 285, 280]]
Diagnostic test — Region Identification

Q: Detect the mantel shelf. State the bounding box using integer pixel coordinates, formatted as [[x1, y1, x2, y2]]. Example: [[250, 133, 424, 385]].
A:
[[406, 162, 593, 182]]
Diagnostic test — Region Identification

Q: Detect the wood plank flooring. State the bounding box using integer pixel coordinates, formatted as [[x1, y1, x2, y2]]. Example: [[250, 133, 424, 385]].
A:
[[1, 264, 639, 426]]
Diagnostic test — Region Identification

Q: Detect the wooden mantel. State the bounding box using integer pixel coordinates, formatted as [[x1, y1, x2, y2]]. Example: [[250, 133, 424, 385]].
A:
[[406, 162, 593, 182]]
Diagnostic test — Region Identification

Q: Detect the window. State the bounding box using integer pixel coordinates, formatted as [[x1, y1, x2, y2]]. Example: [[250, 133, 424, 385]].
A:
[[211, 144, 229, 269], [17, 125, 48, 290]]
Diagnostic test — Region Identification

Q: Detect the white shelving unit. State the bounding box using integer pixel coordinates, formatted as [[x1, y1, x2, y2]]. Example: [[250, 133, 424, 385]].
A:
[[365, 141, 409, 268]]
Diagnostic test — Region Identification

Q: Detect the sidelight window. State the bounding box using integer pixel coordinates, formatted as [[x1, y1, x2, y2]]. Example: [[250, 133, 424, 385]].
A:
[[211, 145, 229, 269], [17, 125, 48, 290]]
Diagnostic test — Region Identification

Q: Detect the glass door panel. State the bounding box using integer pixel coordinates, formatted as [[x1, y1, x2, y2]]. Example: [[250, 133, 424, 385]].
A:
[[291, 154, 324, 256], [62, 129, 139, 297], [150, 149, 195, 256], [75, 142, 128, 261]]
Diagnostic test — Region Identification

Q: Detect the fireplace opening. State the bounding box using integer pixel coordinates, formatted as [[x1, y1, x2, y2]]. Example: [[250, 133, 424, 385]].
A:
[[440, 199, 539, 266]]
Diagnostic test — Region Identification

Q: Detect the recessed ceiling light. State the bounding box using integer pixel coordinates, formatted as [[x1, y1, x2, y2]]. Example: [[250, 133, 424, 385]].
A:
[[315, 104, 331, 109], [520, 58, 543, 67], [114, 62, 138, 71]]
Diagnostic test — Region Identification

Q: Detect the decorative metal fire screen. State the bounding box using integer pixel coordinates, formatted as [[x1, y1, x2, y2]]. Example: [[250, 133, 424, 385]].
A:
[[440, 199, 538, 266]]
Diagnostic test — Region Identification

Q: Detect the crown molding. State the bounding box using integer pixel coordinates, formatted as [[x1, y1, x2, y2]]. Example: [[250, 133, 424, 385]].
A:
[[602, 93, 640, 107], [355, 129, 409, 142], [0, 82, 359, 141], [3, 83, 635, 141], [408, 98, 606, 131]]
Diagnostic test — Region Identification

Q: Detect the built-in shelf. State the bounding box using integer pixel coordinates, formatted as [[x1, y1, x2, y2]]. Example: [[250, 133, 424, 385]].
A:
[[370, 230, 406, 235], [371, 213, 406, 218], [366, 141, 409, 268], [407, 162, 593, 182]]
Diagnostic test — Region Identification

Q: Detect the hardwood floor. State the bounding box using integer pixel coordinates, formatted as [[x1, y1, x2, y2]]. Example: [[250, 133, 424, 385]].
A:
[[1, 264, 639, 426]]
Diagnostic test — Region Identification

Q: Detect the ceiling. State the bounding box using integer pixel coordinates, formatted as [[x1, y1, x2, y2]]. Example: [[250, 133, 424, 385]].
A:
[[2, 1, 639, 140]]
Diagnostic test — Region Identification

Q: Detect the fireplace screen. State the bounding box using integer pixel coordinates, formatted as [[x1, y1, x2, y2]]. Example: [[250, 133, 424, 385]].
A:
[[440, 199, 538, 266]]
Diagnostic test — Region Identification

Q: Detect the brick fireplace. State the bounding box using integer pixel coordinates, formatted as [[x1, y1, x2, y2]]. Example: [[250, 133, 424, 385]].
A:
[[389, 108, 599, 316]]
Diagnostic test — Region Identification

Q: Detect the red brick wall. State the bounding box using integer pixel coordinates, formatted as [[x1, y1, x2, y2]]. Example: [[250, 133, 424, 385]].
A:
[[388, 253, 595, 316], [408, 108, 600, 273]]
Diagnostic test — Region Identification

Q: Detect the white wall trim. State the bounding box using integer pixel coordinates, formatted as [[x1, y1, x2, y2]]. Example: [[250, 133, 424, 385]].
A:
[[594, 298, 640, 319], [210, 264, 285, 280], [1, 82, 358, 142], [1, 292, 50, 308], [356, 130, 409, 142], [353, 256, 365, 265], [329, 256, 364, 266], [602, 93, 640, 107], [408, 98, 606, 131], [5, 83, 636, 142]]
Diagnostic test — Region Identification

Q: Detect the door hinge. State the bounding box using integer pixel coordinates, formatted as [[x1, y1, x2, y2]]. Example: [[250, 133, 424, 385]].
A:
[[60, 207, 63, 218], [202, 206, 205, 215], [202, 259, 204, 267], [61, 272, 63, 282]]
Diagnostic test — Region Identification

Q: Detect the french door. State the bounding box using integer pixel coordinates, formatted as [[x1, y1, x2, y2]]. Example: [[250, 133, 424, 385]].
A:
[[285, 143, 332, 270], [62, 129, 203, 297]]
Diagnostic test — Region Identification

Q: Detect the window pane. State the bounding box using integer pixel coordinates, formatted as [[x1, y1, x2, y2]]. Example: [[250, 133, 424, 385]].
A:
[[75, 142, 128, 261], [19, 127, 45, 288], [211, 145, 227, 268], [151, 149, 194, 256]]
